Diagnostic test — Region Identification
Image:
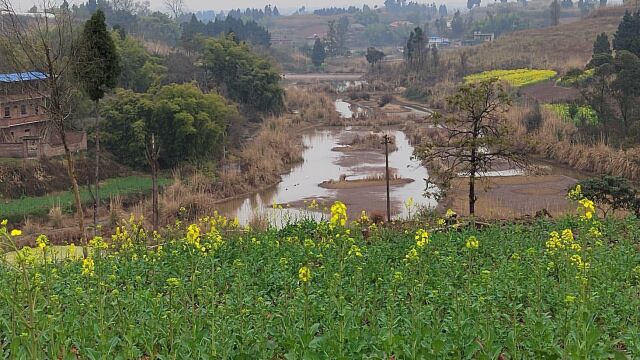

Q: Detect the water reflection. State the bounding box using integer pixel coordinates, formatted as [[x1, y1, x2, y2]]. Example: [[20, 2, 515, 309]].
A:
[[214, 128, 437, 225]]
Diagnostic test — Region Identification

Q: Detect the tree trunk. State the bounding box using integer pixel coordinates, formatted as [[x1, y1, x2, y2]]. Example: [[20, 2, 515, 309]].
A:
[[61, 129, 86, 257], [93, 100, 100, 237], [469, 163, 476, 217], [152, 161, 158, 231], [469, 123, 478, 219]]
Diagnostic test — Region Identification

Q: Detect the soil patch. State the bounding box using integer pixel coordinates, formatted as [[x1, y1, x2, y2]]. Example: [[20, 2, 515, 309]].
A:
[[319, 178, 414, 189], [442, 175, 578, 219], [520, 80, 580, 103]]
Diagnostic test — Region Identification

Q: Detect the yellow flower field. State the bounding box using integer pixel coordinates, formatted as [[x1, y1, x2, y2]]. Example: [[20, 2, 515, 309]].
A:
[[464, 68, 557, 87]]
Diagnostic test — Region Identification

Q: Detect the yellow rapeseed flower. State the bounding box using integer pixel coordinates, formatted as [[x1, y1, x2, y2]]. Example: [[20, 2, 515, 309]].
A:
[[166, 277, 181, 287], [330, 201, 348, 227], [81, 257, 95, 277], [465, 235, 479, 249], [415, 229, 429, 248], [68, 243, 76, 259], [36, 234, 49, 250], [589, 227, 602, 238], [298, 266, 311, 283], [568, 184, 582, 200], [348, 244, 363, 257], [405, 247, 419, 262], [565, 294, 576, 304], [10, 229, 22, 236]]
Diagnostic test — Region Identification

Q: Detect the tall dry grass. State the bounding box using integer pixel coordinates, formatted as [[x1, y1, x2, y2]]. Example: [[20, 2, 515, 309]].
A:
[[529, 107, 640, 180], [138, 88, 341, 224]]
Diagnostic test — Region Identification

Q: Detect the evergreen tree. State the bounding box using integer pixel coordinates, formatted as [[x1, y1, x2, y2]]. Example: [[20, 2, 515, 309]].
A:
[[549, 0, 561, 26], [75, 9, 120, 227], [87, 0, 97, 13], [613, 10, 640, 57], [588, 32, 612, 68], [311, 38, 326, 68], [365, 47, 385, 66], [451, 10, 465, 37], [336, 16, 350, 55], [438, 4, 447, 17], [593, 32, 611, 55], [326, 20, 338, 56], [273, 6, 280, 16]]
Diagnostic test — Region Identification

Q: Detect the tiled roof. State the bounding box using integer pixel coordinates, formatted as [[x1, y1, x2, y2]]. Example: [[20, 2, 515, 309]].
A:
[[0, 72, 47, 83]]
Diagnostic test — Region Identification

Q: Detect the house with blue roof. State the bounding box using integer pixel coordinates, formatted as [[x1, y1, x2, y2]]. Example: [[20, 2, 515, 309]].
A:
[[0, 71, 86, 158]]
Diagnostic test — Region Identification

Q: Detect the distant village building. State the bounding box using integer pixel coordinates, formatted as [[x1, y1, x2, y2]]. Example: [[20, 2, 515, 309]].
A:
[[428, 36, 450, 47], [0, 72, 87, 158], [473, 31, 495, 42], [270, 34, 294, 47], [390, 20, 414, 28]]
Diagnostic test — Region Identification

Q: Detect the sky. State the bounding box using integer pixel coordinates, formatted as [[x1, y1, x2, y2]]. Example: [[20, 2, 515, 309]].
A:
[[10, 0, 468, 13]]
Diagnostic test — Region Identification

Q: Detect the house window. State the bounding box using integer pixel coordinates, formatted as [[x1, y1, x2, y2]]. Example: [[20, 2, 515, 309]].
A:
[[34, 106, 39, 115], [20, 104, 27, 115], [24, 129, 30, 134], [3, 107, 9, 118]]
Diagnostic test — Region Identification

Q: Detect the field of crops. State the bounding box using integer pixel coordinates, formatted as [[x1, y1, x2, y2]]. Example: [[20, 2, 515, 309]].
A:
[[544, 103, 600, 126], [0, 175, 171, 222], [1, 196, 639, 358], [464, 69, 558, 88]]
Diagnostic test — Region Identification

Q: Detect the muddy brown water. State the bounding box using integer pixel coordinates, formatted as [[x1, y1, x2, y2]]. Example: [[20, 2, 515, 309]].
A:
[[214, 97, 586, 225], [214, 127, 436, 226]]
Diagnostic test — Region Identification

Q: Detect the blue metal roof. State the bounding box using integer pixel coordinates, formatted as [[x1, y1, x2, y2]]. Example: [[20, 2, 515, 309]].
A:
[[0, 72, 47, 83]]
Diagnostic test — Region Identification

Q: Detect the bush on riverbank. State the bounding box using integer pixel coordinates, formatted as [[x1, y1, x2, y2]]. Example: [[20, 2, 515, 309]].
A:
[[1, 199, 639, 358]]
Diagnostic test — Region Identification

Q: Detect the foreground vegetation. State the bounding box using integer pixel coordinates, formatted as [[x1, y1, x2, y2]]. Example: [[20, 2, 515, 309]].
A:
[[1, 195, 639, 358]]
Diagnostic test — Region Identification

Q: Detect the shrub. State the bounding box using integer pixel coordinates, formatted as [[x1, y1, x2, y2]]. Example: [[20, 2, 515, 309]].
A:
[[403, 86, 431, 102], [576, 175, 638, 216], [378, 94, 393, 107], [524, 102, 543, 132]]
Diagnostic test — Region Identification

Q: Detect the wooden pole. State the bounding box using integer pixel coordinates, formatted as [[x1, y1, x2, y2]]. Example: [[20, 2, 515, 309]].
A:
[[383, 134, 391, 223]]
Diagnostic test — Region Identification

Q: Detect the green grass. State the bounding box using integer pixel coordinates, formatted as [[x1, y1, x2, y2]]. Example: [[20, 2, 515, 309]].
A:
[[464, 68, 558, 88], [544, 103, 599, 126], [0, 210, 638, 358], [0, 175, 171, 221]]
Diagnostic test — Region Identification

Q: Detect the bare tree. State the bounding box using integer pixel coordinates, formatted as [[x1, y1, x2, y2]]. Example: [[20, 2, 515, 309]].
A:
[[0, 0, 87, 254], [415, 78, 527, 217], [163, 0, 184, 19]]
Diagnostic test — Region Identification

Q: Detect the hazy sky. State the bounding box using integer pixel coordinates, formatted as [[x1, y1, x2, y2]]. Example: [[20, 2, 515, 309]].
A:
[[192, 0, 383, 12], [12, 0, 468, 13], [12, 0, 455, 11]]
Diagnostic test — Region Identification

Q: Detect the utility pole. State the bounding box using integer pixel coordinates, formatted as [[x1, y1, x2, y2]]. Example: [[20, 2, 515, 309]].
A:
[[146, 133, 160, 232], [382, 134, 392, 222]]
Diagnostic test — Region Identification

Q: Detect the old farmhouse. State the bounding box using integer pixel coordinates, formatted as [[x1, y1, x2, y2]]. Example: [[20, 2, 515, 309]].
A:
[[0, 72, 86, 158]]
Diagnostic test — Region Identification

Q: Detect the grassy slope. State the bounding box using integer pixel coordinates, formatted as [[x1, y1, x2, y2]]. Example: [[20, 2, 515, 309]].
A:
[[0, 176, 171, 221], [456, 5, 629, 73], [0, 215, 638, 357]]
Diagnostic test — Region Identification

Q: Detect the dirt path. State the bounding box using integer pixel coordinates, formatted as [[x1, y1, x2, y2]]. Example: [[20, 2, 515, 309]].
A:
[[283, 73, 365, 81]]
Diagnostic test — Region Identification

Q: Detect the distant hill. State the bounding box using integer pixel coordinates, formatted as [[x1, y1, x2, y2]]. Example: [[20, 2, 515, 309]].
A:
[[457, 5, 632, 74]]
